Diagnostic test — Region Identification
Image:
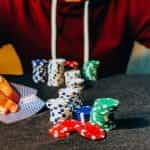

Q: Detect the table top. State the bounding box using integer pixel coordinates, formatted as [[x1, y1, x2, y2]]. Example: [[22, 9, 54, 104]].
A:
[[1, 75, 150, 150]]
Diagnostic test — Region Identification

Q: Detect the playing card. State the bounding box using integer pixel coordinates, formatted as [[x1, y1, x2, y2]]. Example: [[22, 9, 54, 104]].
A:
[[0, 95, 45, 124], [11, 83, 37, 98], [0, 83, 45, 124]]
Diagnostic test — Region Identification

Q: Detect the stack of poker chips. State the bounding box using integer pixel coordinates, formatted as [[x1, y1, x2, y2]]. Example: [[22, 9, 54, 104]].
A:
[[64, 70, 84, 90], [58, 87, 83, 110], [82, 60, 100, 81], [46, 98, 73, 124], [46, 87, 83, 124], [89, 98, 119, 132], [47, 59, 66, 87], [32, 59, 48, 83]]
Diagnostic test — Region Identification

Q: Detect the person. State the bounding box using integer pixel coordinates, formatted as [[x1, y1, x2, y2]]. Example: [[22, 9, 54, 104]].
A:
[[0, 0, 150, 77]]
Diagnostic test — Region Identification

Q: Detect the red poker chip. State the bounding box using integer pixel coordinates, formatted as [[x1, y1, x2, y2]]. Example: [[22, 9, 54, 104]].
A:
[[64, 61, 79, 69], [48, 125, 70, 139], [57, 119, 80, 132], [75, 122, 106, 140], [48, 120, 106, 140], [48, 119, 80, 139]]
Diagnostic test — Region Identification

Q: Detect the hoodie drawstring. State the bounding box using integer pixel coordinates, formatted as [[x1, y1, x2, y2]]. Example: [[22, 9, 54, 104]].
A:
[[83, 0, 89, 63], [51, 0, 58, 59], [51, 0, 90, 62]]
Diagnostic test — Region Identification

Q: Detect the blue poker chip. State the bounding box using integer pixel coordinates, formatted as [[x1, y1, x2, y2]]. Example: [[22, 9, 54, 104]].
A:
[[32, 59, 48, 67], [32, 59, 48, 83], [73, 105, 92, 121]]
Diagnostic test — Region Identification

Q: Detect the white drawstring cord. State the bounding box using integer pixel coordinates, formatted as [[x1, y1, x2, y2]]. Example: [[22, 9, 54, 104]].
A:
[[84, 0, 90, 63], [51, 0, 90, 62], [51, 0, 58, 59]]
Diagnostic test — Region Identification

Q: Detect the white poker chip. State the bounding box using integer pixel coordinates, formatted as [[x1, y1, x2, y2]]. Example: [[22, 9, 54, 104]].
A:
[[47, 97, 74, 124], [64, 70, 81, 79], [47, 59, 65, 87], [59, 87, 81, 96], [49, 108, 72, 124], [32, 59, 48, 84], [58, 87, 83, 109], [67, 78, 84, 86], [46, 98, 68, 109]]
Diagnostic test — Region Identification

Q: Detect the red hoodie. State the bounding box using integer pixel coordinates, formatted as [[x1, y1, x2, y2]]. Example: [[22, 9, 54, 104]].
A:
[[0, 0, 150, 76]]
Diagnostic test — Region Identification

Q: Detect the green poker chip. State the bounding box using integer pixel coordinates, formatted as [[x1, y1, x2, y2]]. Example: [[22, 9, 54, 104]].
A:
[[94, 98, 120, 109], [90, 97, 120, 132], [82, 60, 100, 81], [92, 108, 109, 115]]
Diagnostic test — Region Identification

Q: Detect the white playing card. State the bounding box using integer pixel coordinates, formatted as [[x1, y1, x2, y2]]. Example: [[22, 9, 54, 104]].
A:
[[0, 95, 45, 124], [11, 83, 37, 98], [0, 83, 45, 124]]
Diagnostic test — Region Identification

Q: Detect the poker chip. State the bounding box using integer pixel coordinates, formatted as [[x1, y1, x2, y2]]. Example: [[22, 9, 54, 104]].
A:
[[73, 106, 92, 121], [90, 111, 106, 127], [93, 98, 120, 110], [64, 70, 81, 86], [48, 123, 70, 138], [90, 98, 120, 131], [64, 70, 84, 90], [47, 59, 66, 87], [75, 122, 106, 140], [82, 60, 100, 81], [56, 119, 79, 132], [46, 98, 68, 110], [48, 119, 106, 140], [48, 119, 80, 138], [66, 78, 84, 90], [50, 108, 72, 124], [64, 61, 79, 69], [58, 88, 82, 99], [58, 88, 83, 109], [32, 59, 48, 83], [46, 98, 73, 124]]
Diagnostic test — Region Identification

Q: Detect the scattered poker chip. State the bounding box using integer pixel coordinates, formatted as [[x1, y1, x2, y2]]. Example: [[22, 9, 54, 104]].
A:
[[67, 78, 85, 90], [47, 59, 66, 87], [73, 106, 92, 121], [32, 59, 48, 83], [64, 70, 84, 90], [82, 60, 100, 81], [46, 98, 68, 110], [48, 119, 80, 139], [90, 98, 120, 132], [64, 70, 81, 86], [56, 119, 79, 132], [75, 122, 106, 140], [64, 60, 79, 69], [58, 87, 83, 110], [48, 124, 70, 138], [46, 98, 73, 124], [48, 119, 106, 140], [93, 98, 120, 109]]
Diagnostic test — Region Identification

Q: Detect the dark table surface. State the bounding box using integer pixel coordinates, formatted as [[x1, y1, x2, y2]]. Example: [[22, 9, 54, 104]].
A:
[[0, 75, 150, 150]]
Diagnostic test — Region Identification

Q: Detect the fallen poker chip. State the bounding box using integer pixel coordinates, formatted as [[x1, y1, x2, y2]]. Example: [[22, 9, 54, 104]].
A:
[[94, 98, 119, 109], [48, 124, 70, 139], [57, 119, 80, 132], [48, 119, 79, 139], [64, 60, 79, 69], [75, 122, 106, 140]]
